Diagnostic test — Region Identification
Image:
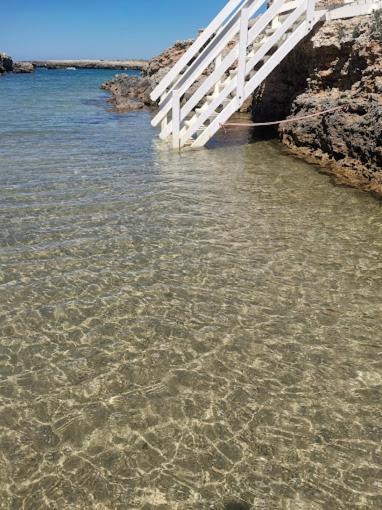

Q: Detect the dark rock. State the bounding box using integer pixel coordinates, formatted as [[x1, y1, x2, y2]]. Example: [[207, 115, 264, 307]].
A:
[[0, 53, 13, 73]]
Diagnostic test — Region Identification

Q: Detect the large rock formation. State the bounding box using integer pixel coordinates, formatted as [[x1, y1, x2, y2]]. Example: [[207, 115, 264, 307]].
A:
[[252, 14, 382, 195], [0, 53, 34, 74], [13, 62, 35, 73], [101, 41, 193, 111], [0, 53, 13, 73]]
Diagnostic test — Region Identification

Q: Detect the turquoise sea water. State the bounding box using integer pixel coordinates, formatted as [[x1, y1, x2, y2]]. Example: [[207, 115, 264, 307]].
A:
[[0, 69, 382, 509]]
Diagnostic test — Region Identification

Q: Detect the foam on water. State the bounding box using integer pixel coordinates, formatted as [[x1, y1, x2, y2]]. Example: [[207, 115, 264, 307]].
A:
[[0, 69, 382, 509]]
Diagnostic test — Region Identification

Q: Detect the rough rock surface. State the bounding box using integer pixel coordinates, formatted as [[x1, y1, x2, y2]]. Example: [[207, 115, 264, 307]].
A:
[[0, 54, 35, 74], [13, 62, 34, 73], [252, 15, 382, 195], [102, 14, 381, 195], [101, 38, 252, 113], [101, 41, 193, 111], [0, 53, 13, 73], [101, 75, 153, 111]]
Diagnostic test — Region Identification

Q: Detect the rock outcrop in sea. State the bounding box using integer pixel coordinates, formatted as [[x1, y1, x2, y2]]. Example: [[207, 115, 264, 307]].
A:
[[0, 53, 13, 73], [0, 53, 34, 74]]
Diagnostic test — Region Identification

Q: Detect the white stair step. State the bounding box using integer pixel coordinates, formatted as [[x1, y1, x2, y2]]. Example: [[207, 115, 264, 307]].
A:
[[195, 105, 209, 114], [206, 94, 219, 103], [266, 27, 277, 36]]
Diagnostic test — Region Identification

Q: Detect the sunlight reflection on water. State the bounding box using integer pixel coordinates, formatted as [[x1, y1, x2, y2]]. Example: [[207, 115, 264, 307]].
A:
[[0, 69, 382, 509]]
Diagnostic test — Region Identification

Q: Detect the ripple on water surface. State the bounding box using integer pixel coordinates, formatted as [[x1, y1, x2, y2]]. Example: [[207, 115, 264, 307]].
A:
[[0, 69, 382, 509]]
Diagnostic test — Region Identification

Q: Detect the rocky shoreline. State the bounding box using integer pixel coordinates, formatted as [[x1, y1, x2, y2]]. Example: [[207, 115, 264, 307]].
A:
[[1, 56, 148, 75], [0, 53, 34, 74], [102, 12, 382, 197], [32, 59, 147, 71], [252, 15, 382, 197]]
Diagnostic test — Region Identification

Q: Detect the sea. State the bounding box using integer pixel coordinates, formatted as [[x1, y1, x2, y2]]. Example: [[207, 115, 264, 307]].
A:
[[0, 68, 381, 509]]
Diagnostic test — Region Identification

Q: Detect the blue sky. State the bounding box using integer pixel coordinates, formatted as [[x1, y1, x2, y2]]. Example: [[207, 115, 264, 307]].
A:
[[1, 0, 230, 60]]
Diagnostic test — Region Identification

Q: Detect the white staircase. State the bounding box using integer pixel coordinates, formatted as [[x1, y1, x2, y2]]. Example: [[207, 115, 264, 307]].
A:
[[150, 0, 379, 149]]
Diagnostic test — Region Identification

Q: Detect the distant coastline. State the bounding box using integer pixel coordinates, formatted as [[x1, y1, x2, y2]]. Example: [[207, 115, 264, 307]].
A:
[[31, 59, 148, 71]]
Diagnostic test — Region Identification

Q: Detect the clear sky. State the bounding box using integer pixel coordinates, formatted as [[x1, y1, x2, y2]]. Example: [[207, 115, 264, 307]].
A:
[[1, 0, 230, 61]]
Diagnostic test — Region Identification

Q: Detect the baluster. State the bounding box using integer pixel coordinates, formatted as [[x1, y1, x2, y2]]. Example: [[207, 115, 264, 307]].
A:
[[237, 5, 250, 105], [172, 89, 181, 150], [214, 54, 222, 95], [160, 93, 168, 137], [306, 0, 316, 31]]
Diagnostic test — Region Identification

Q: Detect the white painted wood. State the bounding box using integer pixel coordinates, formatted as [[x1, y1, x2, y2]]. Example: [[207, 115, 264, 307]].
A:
[[192, 21, 309, 148], [325, 0, 381, 19], [214, 54, 222, 95], [160, 93, 168, 137], [158, 0, 288, 140], [152, 0, 375, 149], [237, 6, 250, 103], [172, 90, 180, 150], [151, 0, 264, 129], [183, 0, 305, 144], [306, 0, 316, 28], [150, 0, 245, 101]]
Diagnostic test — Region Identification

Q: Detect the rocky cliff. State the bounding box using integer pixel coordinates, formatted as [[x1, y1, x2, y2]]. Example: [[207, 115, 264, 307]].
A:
[[252, 14, 382, 196]]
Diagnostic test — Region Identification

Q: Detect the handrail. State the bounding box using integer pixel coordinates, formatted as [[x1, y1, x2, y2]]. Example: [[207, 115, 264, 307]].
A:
[[194, 20, 309, 147], [151, 0, 264, 129], [181, 0, 308, 144], [158, 0, 288, 139], [150, 0, 246, 101], [151, 0, 326, 149]]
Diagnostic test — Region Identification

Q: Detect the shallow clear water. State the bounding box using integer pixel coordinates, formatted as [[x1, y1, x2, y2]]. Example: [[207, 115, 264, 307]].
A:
[[0, 69, 382, 510]]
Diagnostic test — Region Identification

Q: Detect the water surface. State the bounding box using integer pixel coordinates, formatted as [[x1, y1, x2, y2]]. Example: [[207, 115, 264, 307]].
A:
[[0, 69, 382, 509]]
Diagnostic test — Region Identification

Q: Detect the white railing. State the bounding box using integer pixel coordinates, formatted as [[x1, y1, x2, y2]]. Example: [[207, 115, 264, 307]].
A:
[[151, 0, 321, 149]]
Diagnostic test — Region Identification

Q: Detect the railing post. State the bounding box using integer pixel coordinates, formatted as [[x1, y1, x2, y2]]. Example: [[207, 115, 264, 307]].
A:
[[172, 89, 181, 150], [237, 5, 250, 105], [306, 0, 316, 32], [160, 93, 168, 138], [214, 54, 222, 95]]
